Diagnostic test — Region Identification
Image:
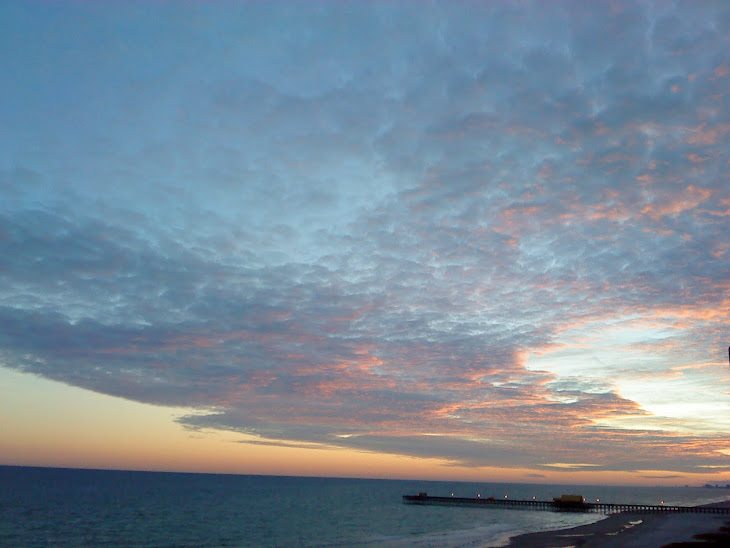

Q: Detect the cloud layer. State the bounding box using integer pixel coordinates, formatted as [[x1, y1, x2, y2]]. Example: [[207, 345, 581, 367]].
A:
[[1, 1, 729, 476]]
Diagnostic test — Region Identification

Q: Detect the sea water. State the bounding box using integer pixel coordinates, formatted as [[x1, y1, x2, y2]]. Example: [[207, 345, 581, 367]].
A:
[[1, 466, 728, 547]]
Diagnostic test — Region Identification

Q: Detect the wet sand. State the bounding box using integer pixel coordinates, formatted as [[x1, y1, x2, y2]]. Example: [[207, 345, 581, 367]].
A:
[[507, 500, 730, 548]]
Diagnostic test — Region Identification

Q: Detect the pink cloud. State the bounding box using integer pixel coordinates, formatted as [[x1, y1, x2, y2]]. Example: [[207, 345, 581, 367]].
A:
[[640, 185, 712, 220]]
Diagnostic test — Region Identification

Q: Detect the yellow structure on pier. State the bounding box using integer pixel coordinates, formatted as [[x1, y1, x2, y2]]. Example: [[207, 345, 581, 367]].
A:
[[553, 494, 585, 503]]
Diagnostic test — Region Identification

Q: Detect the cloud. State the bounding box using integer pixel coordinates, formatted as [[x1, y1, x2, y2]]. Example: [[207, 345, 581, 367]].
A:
[[1, 0, 729, 476]]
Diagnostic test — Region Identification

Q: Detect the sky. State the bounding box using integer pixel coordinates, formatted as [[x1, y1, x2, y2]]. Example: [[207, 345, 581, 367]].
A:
[[1, 1, 729, 486]]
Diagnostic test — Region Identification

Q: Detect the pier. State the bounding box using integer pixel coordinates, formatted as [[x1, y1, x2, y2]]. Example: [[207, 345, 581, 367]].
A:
[[402, 494, 730, 515]]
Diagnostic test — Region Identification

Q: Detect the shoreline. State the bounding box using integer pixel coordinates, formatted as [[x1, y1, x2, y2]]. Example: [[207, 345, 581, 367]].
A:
[[507, 499, 730, 548]]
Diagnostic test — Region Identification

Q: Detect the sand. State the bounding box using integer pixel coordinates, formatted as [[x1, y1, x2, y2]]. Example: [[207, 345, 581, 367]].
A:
[[507, 500, 730, 548]]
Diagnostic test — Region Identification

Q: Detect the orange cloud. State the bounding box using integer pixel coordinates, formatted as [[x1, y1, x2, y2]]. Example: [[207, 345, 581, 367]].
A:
[[712, 64, 728, 79], [687, 123, 730, 145], [640, 185, 711, 220], [687, 153, 708, 163]]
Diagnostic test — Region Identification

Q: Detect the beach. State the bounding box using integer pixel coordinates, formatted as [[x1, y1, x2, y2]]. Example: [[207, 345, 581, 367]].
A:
[[508, 500, 730, 547]]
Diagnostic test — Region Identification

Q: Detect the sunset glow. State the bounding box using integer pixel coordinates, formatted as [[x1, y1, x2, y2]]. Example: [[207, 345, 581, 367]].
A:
[[1, 1, 729, 486]]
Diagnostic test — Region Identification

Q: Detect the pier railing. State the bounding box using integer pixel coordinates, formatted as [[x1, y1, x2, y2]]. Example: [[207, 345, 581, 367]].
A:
[[402, 494, 730, 515]]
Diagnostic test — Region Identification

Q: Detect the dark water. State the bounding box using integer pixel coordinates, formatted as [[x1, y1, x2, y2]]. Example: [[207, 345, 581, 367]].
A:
[[1, 466, 727, 547]]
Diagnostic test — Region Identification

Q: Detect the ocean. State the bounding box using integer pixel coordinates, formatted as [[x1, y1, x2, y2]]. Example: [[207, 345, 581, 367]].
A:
[[1, 466, 728, 547]]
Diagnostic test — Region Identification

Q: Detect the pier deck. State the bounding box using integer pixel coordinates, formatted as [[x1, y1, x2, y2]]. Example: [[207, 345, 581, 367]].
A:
[[403, 494, 730, 515]]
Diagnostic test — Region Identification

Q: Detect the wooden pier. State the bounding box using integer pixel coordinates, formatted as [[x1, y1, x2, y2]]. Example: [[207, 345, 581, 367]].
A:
[[402, 494, 730, 515]]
